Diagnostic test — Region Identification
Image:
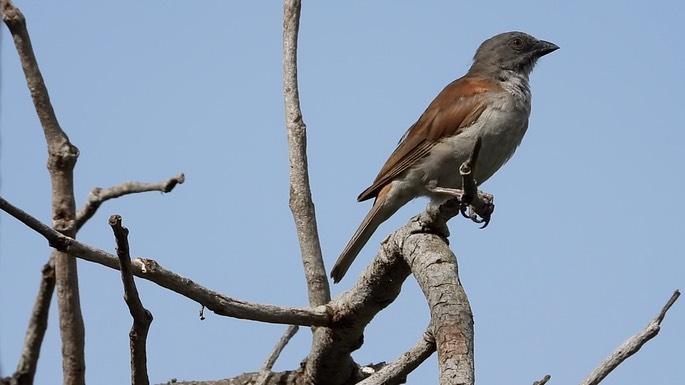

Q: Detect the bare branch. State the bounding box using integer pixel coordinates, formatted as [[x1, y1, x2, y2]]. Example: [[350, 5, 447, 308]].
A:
[[255, 325, 300, 385], [0, 196, 61, 243], [396, 136, 492, 385], [110, 215, 153, 385], [0, 196, 329, 326], [76, 173, 185, 230], [2, 262, 56, 385], [357, 331, 436, 385], [303, 232, 412, 384], [406, 221, 474, 384], [579, 290, 680, 385], [283, 0, 330, 307], [158, 369, 305, 385], [533, 374, 551, 385], [300, 138, 488, 384], [2, 1, 85, 383]]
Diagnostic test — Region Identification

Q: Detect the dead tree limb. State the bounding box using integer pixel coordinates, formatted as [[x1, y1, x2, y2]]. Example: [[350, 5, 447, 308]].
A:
[[406, 223, 474, 384], [0, 196, 329, 327], [2, 262, 56, 385], [76, 173, 185, 230], [254, 325, 300, 385], [283, 0, 330, 307], [579, 290, 680, 385], [357, 331, 436, 385], [110, 215, 153, 385], [2, 1, 85, 383]]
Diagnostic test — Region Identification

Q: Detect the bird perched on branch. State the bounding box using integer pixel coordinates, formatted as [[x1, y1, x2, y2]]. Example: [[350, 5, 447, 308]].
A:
[[331, 31, 558, 283]]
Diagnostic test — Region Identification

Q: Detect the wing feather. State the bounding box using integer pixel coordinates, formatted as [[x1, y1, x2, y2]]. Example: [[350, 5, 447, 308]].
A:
[[358, 76, 501, 201]]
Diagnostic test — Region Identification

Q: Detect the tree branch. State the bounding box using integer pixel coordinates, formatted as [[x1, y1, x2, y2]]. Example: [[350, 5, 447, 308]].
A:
[[283, 0, 330, 308], [1, 171, 184, 384], [579, 290, 680, 385], [533, 374, 551, 385], [76, 173, 185, 230], [1, 262, 56, 385], [357, 331, 436, 385], [396, 137, 490, 385], [300, 138, 488, 384], [406, 219, 474, 385], [303, 230, 413, 384], [254, 325, 300, 385], [110, 215, 153, 385], [2, 1, 85, 383], [0, 196, 329, 326]]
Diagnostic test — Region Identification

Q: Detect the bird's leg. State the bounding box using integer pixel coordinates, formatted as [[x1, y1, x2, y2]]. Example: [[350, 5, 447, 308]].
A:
[[425, 184, 465, 199], [425, 137, 495, 228], [457, 138, 495, 227]]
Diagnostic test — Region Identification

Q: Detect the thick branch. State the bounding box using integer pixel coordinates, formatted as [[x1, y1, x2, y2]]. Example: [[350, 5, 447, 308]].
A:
[[110, 216, 153, 385], [0, 196, 329, 326], [282, 0, 330, 307], [406, 221, 474, 385], [304, 234, 412, 384], [2, 1, 84, 383], [579, 290, 680, 385], [76, 173, 185, 230]]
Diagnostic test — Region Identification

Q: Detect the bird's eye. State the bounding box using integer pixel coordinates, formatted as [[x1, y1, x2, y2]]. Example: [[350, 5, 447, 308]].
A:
[[511, 37, 524, 49]]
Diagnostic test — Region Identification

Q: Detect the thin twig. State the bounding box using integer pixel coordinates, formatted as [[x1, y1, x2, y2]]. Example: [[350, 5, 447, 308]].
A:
[[0, 195, 329, 327], [110, 215, 152, 385], [357, 331, 436, 385], [579, 290, 680, 385], [283, 0, 330, 307], [533, 374, 551, 385], [76, 173, 185, 230], [9, 262, 56, 385], [0, 196, 61, 245], [254, 325, 300, 385]]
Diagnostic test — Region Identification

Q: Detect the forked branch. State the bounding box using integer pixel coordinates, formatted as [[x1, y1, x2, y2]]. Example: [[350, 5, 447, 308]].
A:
[[2, 1, 84, 383], [0, 196, 329, 327]]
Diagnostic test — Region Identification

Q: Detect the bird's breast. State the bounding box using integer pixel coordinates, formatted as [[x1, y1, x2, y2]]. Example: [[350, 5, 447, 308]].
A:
[[416, 99, 531, 198]]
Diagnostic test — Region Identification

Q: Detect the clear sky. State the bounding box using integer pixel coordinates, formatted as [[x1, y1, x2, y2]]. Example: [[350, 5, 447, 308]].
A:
[[1, 2, 683, 384]]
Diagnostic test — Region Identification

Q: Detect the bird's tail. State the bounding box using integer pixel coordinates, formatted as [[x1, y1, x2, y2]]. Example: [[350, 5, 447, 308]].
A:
[[331, 190, 400, 283]]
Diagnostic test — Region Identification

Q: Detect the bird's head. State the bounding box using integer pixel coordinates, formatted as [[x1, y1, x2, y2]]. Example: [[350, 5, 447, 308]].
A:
[[470, 31, 559, 77]]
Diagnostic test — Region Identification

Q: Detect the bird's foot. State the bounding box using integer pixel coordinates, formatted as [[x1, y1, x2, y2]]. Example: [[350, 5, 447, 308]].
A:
[[460, 191, 494, 228], [426, 184, 495, 228]]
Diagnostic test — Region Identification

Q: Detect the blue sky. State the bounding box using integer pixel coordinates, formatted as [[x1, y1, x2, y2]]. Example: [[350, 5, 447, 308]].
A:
[[1, 2, 683, 384]]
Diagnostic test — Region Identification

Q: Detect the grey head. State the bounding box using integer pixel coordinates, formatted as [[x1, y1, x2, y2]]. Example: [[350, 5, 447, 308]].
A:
[[468, 31, 559, 78]]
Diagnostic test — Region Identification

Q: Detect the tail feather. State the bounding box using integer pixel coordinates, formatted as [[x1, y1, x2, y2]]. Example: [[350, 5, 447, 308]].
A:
[[331, 188, 401, 283]]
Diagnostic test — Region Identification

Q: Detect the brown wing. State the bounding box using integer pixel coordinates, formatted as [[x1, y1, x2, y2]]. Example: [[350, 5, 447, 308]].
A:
[[357, 76, 502, 201]]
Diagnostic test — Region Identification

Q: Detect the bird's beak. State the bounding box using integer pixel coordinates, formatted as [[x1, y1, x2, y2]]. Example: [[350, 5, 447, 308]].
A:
[[534, 40, 559, 58]]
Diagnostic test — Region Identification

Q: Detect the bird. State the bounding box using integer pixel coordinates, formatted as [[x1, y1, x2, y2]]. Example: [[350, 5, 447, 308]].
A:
[[330, 31, 558, 283]]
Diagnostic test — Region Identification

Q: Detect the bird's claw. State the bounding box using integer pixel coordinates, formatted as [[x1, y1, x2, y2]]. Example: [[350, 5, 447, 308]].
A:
[[459, 191, 494, 229]]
